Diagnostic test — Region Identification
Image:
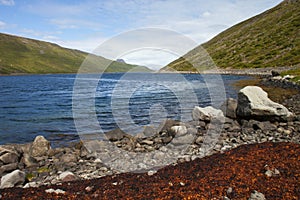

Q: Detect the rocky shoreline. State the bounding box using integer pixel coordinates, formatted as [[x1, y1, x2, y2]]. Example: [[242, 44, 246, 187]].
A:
[[0, 83, 299, 196]]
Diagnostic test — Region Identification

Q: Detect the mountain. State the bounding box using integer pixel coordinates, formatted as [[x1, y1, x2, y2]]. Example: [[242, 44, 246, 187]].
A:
[[163, 0, 300, 72], [116, 59, 126, 63], [0, 33, 150, 74]]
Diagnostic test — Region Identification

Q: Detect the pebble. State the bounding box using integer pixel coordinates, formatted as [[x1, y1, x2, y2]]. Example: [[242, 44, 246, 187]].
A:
[[85, 186, 94, 192], [248, 190, 266, 200], [45, 188, 66, 194], [227, 187, 233, 195], [147, 170, 157, 176], [94, 158, 102, 163]]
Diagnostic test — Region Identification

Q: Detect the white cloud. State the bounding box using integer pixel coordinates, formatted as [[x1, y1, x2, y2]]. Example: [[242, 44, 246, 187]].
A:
[[202, 11, 211, 17], [17, 0, 283, 68], [121, 49, 179, 71], [19, 28, 62, 43], [49, 19, 101, 30], [0, 0, 14, 6], [57, 35, 107, 53], [0, 21, 6, 28]]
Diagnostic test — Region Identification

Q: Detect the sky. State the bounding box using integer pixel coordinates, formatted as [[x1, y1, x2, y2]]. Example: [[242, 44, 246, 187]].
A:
[[0, 0, 283, 70]]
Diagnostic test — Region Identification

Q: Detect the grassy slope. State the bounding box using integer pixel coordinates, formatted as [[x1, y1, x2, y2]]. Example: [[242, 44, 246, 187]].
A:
[[0, 33, 150, 74], [163, 0, 300, 71]]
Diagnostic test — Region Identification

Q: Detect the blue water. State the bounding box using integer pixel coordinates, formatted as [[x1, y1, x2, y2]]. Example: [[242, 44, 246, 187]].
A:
[[0, 73, 250, 147]]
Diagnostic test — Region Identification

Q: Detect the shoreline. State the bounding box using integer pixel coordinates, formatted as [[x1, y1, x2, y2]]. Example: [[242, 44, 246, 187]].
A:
[[0, 71, 299, 199], [0, 83, 299, 187], [0, 65, 298, 76]]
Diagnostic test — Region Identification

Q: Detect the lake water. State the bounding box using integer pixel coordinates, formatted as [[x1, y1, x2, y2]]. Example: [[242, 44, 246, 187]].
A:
[[0, 73, 250, 147]]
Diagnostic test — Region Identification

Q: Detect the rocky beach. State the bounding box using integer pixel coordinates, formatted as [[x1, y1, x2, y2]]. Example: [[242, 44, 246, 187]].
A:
[[0, 75, 299, 199]]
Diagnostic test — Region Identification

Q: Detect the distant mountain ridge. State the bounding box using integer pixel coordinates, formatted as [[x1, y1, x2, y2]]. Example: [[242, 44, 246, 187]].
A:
[[163, 0, 300, 72], [0, 33, 150, 74]]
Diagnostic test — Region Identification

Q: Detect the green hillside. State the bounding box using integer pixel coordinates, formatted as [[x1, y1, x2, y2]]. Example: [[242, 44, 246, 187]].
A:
[[0, 33, 150, 74], [163, 0, 300, 72]]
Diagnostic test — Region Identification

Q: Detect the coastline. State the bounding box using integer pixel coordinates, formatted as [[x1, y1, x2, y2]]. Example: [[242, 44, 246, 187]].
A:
[[0, 70, 299, 199], [0, 65, 298, 76], [0, 80, 300, 199]]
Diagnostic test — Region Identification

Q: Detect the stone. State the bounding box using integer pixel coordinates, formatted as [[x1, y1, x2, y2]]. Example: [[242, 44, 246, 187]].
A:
[[221, 98, 238, 119], [0, 169, 25, 189], [157, 119, 180, 133], [192, 106, 225, 122], [283, 75, 295, 80], [30, 136, 51, 157], [22, 154, 38, 168], [147, 170, 157, 176], [45, 188, 66, 194], [187, 128, 198, 135], [85, 186, 94, 192], [23, 182, 39, 188], [226, 187, 233, 195], [195, 136, 204, 144], [271, 70, 280, 77], [257, 121, 277, 131], [162, 136, 173, 144], [237, 86, 293, 121], [141, 140, 154, 145], [60, 153, 77, 163], [104, 128, 128, 141], [0, 163, 18, 176], [171, 134, 194, 146], [59, 171, 78, 182], [248, 190, 266, 200], [0, 152, 19, 164], [170, 126, 187, 137], [265, 170, 273, 177]]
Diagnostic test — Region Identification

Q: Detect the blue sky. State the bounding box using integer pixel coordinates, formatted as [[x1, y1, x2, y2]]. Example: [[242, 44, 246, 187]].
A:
[[0, 0, 282, 70]]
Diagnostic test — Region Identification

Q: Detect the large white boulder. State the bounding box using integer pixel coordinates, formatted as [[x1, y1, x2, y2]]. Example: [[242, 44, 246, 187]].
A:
[[237, 86, 293, 121], [0, 169, 25, 189], [192, 106, 225, 122]]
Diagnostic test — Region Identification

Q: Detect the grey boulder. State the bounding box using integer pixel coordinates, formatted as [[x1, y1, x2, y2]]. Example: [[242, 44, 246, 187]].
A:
[[30, 136, 51, 157], [237, 86, 293, 121], [0, 169, 25, 189], [221, 98, 237, 119], [192, 106, 225, 122]]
